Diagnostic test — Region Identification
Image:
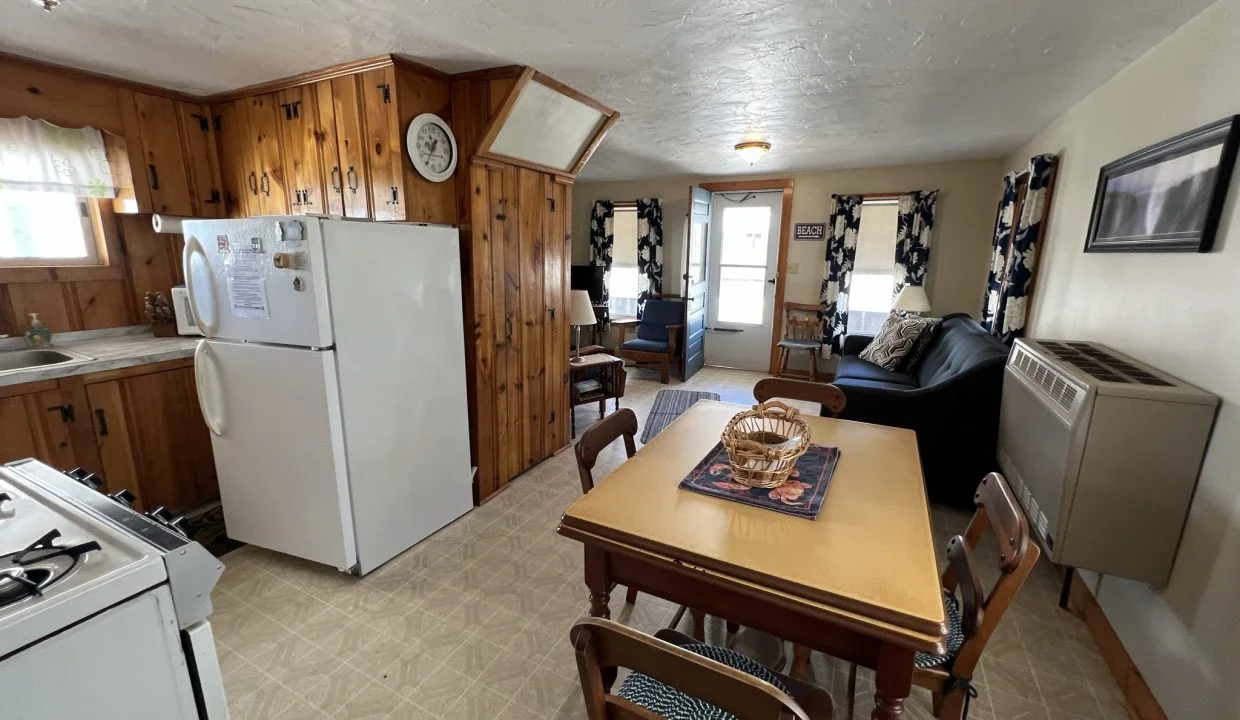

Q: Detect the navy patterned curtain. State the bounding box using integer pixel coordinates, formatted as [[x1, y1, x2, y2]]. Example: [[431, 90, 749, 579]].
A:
[[894, 189, 939, 294], [981, 173, 1019, 334], [819, 194, 864, 355], [995, 154, 1057, 344], [590, 200, 615, 304], [635, 198, 663, 318]]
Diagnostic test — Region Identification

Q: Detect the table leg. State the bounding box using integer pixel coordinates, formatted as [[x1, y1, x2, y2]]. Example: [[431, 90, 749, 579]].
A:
[[871, 643, 915, 720], [585, 547, 611, 619]]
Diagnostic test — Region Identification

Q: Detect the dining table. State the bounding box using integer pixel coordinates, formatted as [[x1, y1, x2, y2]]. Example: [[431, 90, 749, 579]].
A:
[[557, 400, 947, 720]]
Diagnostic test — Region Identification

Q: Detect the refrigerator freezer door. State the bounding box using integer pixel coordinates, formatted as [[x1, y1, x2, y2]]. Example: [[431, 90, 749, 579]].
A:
[[196, 338, 356, 570], [183, 217, 333, 348]]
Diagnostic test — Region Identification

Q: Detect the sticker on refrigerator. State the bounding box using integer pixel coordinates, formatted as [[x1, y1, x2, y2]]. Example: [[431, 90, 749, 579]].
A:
[[227, 241, 270, 319]]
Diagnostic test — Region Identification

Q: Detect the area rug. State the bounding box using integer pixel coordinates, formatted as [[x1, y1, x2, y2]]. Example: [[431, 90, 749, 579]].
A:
[[679, 442, 840, 520], [641, 389, 722, 443]]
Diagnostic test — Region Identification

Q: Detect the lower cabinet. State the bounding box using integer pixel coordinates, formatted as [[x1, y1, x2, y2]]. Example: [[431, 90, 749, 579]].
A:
[[0, 359, 218, 514]]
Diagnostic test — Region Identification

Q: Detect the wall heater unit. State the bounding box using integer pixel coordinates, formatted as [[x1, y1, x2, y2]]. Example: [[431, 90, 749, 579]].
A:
[[998, 339, 1217, 586]]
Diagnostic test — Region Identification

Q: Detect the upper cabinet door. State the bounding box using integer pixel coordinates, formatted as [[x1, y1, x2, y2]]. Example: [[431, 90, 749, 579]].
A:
[[211, 100, 254, 218], [132, 93, 194, 216], [327, 76, 372, 219], [175, 102, 224, 218], [359, 66, 405, 221], [245, 93, 289, 216], [276, 85, 327, 216], [312, 81, 345, 217]]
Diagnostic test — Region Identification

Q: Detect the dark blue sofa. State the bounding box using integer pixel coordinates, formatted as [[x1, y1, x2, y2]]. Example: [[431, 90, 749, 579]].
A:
[[831, 313, 1011, 507]]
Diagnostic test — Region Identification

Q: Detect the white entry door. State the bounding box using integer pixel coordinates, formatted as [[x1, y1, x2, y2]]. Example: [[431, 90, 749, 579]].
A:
[[704, 191, 783, 370]]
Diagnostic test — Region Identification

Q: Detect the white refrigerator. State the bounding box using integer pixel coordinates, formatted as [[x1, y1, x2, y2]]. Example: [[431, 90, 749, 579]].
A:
[[182, 216, 473, 574]]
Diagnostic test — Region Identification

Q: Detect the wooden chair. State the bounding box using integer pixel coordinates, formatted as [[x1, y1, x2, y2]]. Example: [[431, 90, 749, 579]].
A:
[[615, 297, 685, 384], [575, 409, 640, 605], [571, 617, 834, 720], [829, 473, 1041, 719], [753, 378, 846, 417], [776, 303, 826, 381]]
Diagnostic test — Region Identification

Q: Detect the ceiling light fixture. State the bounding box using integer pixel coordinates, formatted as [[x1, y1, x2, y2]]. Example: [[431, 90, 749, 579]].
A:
[[32, 0, 60, 10], [734, 140, 771, 165]]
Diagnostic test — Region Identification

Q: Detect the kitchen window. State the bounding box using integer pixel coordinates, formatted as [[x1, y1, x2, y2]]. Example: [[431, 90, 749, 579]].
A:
[[608, 206, 640, 317], [847, 200, 900, 335], [0, 189, 102, 267]]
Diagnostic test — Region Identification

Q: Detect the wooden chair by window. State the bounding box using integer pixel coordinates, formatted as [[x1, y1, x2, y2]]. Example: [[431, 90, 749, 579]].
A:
[[753, 378, 846, 417], [795, 472, 1041, 720], [776, 303, 827, 381], [615, 296, 685, 384], [571, 617, 834, 720]]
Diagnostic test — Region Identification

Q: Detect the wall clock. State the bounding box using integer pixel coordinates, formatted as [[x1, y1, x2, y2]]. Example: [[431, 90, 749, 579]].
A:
[[406, 113, 458, 183]]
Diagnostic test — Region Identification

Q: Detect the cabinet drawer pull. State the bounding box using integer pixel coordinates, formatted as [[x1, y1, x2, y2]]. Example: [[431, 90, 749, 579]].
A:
[[148, 164, 160, 190], [260, 173, 271, 196], [346, 167, 359, 193], [95, 408, 109, 437], [331, 167, 342, 192], [248, 171, 258, 195]]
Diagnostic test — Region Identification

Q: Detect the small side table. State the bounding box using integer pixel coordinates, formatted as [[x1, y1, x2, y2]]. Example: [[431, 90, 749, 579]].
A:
[[569, 352, 625, 438]]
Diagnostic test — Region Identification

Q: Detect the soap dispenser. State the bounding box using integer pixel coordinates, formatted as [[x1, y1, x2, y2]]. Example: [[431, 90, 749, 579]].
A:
[[25, 313, 52, 348]]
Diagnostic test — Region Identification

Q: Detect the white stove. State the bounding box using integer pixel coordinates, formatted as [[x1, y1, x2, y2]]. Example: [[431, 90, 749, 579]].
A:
[[0, 459, 228, 719]]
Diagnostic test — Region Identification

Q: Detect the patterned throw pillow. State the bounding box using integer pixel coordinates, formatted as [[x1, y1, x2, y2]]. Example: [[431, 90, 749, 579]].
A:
[[860, 312, 937, 370], [901, 316, 941, 370]]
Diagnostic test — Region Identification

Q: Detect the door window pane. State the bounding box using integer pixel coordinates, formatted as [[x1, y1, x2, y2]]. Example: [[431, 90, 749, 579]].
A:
[[717, 265, 765, 324], [687, 219, 707, 283], [719, 207, 771, 266]]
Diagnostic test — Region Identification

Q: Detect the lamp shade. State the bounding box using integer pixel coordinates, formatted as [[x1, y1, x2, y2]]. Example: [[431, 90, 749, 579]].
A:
[[893, 285, 931, 313], [569, 290, 597, 326]]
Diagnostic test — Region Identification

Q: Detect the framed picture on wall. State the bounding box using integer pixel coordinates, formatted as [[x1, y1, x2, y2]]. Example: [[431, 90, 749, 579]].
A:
[[1084, 115, 1240, 252]]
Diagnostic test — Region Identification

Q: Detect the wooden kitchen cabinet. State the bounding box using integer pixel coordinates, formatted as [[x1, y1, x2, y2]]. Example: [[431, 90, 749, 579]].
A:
[[212, 100, 252, 217], [276, 85, 328, 216], [244, 93, 290, 216], [360, 66, 405, 221], [86, 366, 218, 512], [0, 383, 76, 470], [0, 360, 217, 514], [130, 92, 195, 216], [317, 77, 371, 218], [175, 101, 225, 217]]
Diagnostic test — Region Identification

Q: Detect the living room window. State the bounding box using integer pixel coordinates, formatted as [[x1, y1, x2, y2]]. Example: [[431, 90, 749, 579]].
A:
[[847, 200, 900, 335], [608, 206, 640, 317], [0, 189, 102, 267]]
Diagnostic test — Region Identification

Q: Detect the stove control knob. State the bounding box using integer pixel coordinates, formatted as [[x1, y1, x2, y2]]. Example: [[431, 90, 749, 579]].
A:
[[166, 516, 191, 538], [149, 506, 174, 523], [108, 489, 136, 507], [67, 468, 103, 490], [0, 492, 10, 510]]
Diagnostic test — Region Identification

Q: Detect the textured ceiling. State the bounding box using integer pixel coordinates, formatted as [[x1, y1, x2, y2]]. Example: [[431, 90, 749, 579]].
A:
[[2, 0, 1209, 180]]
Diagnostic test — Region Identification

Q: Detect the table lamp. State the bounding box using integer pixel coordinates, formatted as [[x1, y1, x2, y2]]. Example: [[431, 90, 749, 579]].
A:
[[569, 290, 597, 362], [893, 285, 931, 316]]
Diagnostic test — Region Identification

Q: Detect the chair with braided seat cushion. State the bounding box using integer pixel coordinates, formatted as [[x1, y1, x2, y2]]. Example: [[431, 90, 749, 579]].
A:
[[775, 303, 827, 381], [571, 617, 833, 720]]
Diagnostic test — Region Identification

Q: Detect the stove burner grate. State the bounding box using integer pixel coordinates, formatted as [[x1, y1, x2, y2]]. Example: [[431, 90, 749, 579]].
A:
[[0, 529, 100, 609]]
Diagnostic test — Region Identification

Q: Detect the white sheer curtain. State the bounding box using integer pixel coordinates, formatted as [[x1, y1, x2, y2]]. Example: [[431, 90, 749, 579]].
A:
[[0, 117, 119, 198]]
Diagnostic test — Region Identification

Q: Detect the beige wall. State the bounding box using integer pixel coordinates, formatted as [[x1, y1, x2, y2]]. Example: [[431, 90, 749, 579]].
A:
[[1007, 1, 1240, 716], [571, 158, 1005, 326]]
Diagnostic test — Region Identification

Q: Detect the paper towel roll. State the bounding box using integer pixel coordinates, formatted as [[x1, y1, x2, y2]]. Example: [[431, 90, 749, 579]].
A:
[[152, 215, 190, 234]]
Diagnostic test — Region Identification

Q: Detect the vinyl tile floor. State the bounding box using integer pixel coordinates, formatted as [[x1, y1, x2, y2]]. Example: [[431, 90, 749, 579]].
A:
[[213, 365, 1133, 720]]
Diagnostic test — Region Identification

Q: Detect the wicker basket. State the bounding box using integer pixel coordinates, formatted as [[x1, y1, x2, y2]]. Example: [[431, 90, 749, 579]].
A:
[[721, 401, 811, 488]]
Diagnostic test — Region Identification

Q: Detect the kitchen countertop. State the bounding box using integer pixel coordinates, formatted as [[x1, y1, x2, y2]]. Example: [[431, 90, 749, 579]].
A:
[[0, 326, 200, 388]]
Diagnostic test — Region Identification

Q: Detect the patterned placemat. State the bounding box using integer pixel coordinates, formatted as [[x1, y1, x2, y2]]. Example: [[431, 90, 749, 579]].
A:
[[679, 442, 840, 519]]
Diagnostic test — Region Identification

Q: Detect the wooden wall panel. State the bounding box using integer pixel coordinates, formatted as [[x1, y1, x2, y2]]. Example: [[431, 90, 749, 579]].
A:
[[276, 85, 327, 215], [131, 92, 195, 216], [0, 55, 125, 133], [360, 66, 404, 221], [327, 76, 372, 219], [75, 280, 137, 329], [466, 165, 497, 500], [542, 176, 566, 457], [119, 214, 183, 319], [393, 66, 456, 225], [6, 282, 74, 333], [496, 166, 524, 484], [176, 102, 225, 217], [517, 167, 545, 468]]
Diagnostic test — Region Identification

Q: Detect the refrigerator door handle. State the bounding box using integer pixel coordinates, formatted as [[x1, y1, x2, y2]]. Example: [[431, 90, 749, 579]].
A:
[[183, 235, 220, 338], [194, 340, 226, 436]]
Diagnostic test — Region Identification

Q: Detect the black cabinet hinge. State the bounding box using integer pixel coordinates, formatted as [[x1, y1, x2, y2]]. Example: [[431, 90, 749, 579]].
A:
[[192, 113, 209, 132], [377, 83, 391, 103], [213, 114, 223, 132], [47, 404, 74, 424], [206, 189, 221, 205]]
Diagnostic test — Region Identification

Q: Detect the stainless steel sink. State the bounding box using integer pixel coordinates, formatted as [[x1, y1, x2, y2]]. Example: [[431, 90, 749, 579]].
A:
[[0, 348, 93, 374]]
